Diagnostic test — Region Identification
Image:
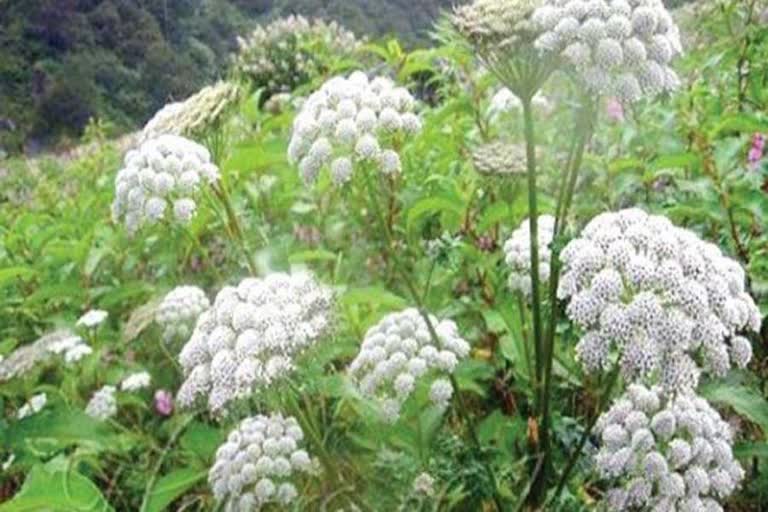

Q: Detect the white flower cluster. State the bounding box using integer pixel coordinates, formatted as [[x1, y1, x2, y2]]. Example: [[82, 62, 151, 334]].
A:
[[503, 215, 555, 297], [471, 140, 538, 177], [558, 208, 761, 391], [453, 0, 541, 50], [17, 393, 47, 419], [141, 81, 241, 142], [0, 330, 77, 382], [531, 0, 683, 101], [120, 371, 152, 392], [156, 286, 211, 344], [177, 273, 333, 414], [209, 413, 314, 511], [288, 72, 422, 185], [77, 309, 108, 328], [85, 385, 118, 421], [111, 135, 220, 234], [47, 334, 93, 365], [594, 385, 744, 511], [488, 88, 552, 118], [235, 15, 360, 97], [348, 308, 471, 423]]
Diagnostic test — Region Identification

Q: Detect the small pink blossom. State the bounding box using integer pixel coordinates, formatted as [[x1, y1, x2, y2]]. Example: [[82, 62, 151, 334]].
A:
[[605, 97, 624, 123], [154, 389, 174, 416], [748, 133, 765, 169]]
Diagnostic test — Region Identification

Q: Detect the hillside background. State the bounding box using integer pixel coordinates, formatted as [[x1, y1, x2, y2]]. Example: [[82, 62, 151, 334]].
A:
[[0, 0, 458, 155]]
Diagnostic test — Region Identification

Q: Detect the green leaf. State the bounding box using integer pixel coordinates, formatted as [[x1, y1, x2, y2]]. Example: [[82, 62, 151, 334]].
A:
[[341, 287, 408, 310], [700, 382, 768, 433], [0, 266, 36, 288], [6, 406, 117, 452], [406, 197, 464, 238], [733, 442, 768, 460], [142, 468, 207, 512], [179, 422, 224, 462], [0, 463, 113, 512], [288, 250, 338, 264]]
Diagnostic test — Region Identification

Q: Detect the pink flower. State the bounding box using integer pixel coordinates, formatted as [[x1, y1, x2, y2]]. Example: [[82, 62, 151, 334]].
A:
[[154, 389, 174, 416], [748, 133, 765, 169], [605, 97, 624, 123]]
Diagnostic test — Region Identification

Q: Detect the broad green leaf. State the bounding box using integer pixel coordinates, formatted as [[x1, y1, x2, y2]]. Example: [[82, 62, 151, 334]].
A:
[[142, 468, 207, 512], [0, 266, 36, 288], [6, 406, 117, 452], [700, 382, 768, 433], [179, 422, 224, 462], [0, 464, 113, 512], [406, 197, 464, 238]]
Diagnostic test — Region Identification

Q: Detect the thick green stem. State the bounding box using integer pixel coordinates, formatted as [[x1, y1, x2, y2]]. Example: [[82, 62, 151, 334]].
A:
[[522, 97, 544, 402], [534, 97, 594, 508], [361, 166, 504, 512]]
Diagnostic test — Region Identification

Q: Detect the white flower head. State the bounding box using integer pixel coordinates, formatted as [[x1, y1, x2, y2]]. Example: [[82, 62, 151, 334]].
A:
[[560, 208, 761, 391], [594, 385, 744, 511], [112, 135, 219, 234], [177, 273, 333, 414], [120, 371, 152, 392], [64, 344, 93, 364], [141, 81, 241, 141], [347, 308, 470, 422], [17, 393, 47, 419], [156, 286, 211, 344], [531, 0, 683, 101], [77, 309, 108, 328], [288, 72, 420, 185], [503, 215, 555, 298], [209, 413, 314, 511], [85, 385, 118, 421]]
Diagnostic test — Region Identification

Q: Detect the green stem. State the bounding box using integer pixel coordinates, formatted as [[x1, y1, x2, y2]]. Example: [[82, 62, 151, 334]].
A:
[[547, 366, 620, 506], [212, 183, 258, 276], [522, 97, 544, 403], [139, 412, 197, 512], [360, 166, 504, 512]]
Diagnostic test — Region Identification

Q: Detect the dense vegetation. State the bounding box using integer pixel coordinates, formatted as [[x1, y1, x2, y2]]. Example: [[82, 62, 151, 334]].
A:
[[0, 0, 456, 154], [1, 0, 767, 511]]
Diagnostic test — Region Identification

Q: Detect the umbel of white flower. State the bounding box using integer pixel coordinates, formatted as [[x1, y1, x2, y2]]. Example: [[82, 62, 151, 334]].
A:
[[156, 286, 211, 344], [558, 208, 761, 392], [287, 71, 422, 186], [531, 0, 683, 102], [47, 334, 93, 365], [503, 215, 555, 297], [177, 273, 333, 414], [210, 413, 314, 511], [594, 384, 744, 511], [141, 81, 241, 142], [85, 385, 118, 421], [348, 308, 471, 423], [17, 393, 47, 419], [120, 371, 152, 392], [111, 135, 220, 234]]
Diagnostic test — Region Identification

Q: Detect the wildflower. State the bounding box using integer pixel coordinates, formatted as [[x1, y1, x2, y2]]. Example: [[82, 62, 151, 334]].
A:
[[17, 393, 47, 419], [288, 72, 420, 185], [141, 81, 242, 141], [234, 15, 360, 99], [453, 0, 541, 51], [413, 472, 436, 496], [120, 371, 152, 392], [488, 88, 552, 118], [503, 215, 555, 297], [559, 208, 761, 391], [155, 286, 210, 344], [471, 140, 536, 177], [747, 133, 765, 169], [154, 389, 174, 416], [594, 385, 743, 511], [177, 273, 333, 414], [606, 97, 625, 122], [209, 413, 314, 510], [111, 135, 219, 234], [347, 308, 470, 422], [531, 0, 683, 102], [85, 385, 118, 421], [77, 309, 108, 328], [0, 330, 77, 382]]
